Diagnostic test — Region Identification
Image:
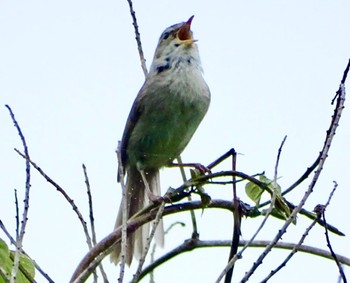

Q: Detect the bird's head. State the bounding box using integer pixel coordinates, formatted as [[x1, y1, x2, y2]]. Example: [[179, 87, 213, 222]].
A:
[[150, 16, 201, 74]]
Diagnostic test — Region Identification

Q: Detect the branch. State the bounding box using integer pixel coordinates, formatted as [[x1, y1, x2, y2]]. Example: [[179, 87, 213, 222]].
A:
[[240, 59, 349, 282], [70, 200, 234, 282], [139, 238, 350, 281], [15, 150, 94, 252], [131, 202, 165, 283], [0, 220, 55, 282], [319, 182, 347, 283], [224, 149, 238, 283], [5, 105, 31, 283], [261, 181, 338, 282], [126, 0, 148, 77], [82, 164, 108, 283]]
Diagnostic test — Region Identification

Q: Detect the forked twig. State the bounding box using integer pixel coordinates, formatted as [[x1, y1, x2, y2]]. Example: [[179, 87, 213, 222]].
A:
[[240, 60, 348, 283], [70, 199, 235, 282], [224, 149, 239, 283], [82, 164, 108, 283], [5, 105, 31, 283], [176, 156, 198, 238], [261, 182, 338, 282], [14, 150, 94, 252], [131, 202, 165, 283], [217, 138, 288, 283], [319, 182, 347, 283], [0, 220, 54, 282], [140, 237, 350, 281]]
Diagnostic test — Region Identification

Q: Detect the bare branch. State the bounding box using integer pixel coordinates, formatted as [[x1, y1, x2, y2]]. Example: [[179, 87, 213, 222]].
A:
[[240, 59, 348, 283], [319, 182, 347, 283], [261, 182, 338, 282], [14, 189, 19, 239], [82, 164, 108, 283], [224, 149, 238, 283], [274, 135, 287, 183], [140, 238, 350, 281], [70, 199, 235, 282], [126, 0, 148, 77], [0, 220, 55, 282], [131, 202, 165, 283], [5, 105, 31, 283], [176, 156, 198, 239], [14, 150, 94, 252], [216, 190, 276, 283]]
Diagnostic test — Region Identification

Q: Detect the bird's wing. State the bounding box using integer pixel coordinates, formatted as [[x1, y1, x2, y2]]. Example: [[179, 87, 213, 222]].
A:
[[119, 79, 151, 172]]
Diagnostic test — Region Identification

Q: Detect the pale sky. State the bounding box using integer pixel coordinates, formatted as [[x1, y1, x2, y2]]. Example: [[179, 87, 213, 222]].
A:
[[1, 1, 350, 282]]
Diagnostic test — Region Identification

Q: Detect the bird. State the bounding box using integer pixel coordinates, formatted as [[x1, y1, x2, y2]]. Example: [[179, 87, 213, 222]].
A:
[[111, 15, 211, 265]]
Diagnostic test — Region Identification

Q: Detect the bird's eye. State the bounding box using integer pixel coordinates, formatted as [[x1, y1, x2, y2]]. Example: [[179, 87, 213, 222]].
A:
[[162, 31, 171, 40]]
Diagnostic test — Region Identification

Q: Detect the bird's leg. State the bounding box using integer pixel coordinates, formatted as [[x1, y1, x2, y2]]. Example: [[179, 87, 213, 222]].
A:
[[139, 170, 163, 203], [169, 162, 211, 174]]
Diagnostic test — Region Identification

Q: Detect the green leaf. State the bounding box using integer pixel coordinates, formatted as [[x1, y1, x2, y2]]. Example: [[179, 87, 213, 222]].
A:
[[245, 179, 264, 205], [195, 185, 211, 209], [190, 168, 200, 178], [0, 239, 11, 283], [259, 175, 292, 221], [245, 206, 261, 218], [258, 175, 282, 193], [11, 252, 36, 283], [0, 238, 35, 283], [245, 175, 292, 221], [199, 191, 211, 208]]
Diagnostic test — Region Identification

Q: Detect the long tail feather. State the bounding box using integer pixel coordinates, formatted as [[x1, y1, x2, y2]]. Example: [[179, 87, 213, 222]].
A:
[[110, 167, 164, 265]]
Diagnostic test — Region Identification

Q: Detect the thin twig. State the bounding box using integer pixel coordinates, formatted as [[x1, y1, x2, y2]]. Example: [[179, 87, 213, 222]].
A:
[[332, 58, 350, 104], [82, 164, 108, 283], [126, 0, 148, 77], [8, 252, 36, 283], [261, 182, 338, 282], [149, 222, 185, 283], [240, 61, 348, 283], [207, 148, 237, 170], [14, 189, 19, 239], [0, 265, 10, 283], [131, 201, 165, 283], [176, 156, 198, 237], [139, 238, 350, 281], [320, 182, 347, 283], [82, 165, 97, 283], [280, 154, 321, 197], [72, 245, 115, 283], [69, 195, 348, 282], [280, 199, 345, 236], [224, 150, 238, 283], [70, 199, 234, 282], [274, 135, 287, 183], [0, 220, 55, 282], [14, 149, 94, 251], [5, 105, 31, 283], [216, 191, 277, 283], [218, 138, 287, 282]]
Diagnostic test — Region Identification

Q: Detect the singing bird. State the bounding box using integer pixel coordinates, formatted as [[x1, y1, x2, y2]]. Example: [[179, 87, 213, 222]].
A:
[[111, 16, 211, 265]]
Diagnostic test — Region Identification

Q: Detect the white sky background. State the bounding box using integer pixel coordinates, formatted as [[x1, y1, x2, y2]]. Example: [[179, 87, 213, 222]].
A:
[[1, 1, 350, 282]]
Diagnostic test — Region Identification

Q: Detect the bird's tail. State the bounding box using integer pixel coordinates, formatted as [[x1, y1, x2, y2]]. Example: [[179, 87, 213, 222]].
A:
[[110, 167, 164, 265]]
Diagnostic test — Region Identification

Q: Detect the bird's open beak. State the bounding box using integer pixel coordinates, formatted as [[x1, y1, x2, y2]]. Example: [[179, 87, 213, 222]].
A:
[[177, 15, 197, 44]]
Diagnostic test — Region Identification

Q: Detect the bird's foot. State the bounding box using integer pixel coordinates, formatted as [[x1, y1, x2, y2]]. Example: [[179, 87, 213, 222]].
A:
[[169, 162, 211, 175]]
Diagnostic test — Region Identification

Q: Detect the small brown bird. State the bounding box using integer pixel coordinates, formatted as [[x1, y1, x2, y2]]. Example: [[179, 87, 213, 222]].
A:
[[111, 16, 210, 265]]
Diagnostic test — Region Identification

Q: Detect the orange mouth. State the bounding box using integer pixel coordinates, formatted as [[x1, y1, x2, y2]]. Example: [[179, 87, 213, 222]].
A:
[[177, 15, 196, 43]]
